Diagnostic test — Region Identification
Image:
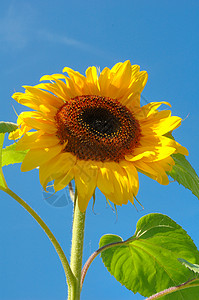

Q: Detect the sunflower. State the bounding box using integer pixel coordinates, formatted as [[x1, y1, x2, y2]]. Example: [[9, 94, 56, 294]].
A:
[[9, 60, 188, 212]]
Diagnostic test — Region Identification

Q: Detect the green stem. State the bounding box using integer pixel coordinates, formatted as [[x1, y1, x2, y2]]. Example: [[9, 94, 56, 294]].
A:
[[0, 186, 75, 297], [81, 240, 124, 288], [146, 278, 199, 299], [0, 168, 8, 188], [69, 199, 86, 300]]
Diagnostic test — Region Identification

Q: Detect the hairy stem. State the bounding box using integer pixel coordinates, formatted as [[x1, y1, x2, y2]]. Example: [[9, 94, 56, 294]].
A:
[[69, 199, 86, 300]]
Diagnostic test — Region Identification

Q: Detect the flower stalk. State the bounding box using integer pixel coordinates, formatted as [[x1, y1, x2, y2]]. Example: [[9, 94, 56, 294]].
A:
[[69, 197, 86, 300]]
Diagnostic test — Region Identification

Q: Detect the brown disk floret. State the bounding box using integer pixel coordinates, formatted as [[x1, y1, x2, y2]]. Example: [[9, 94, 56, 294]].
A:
[[55, 95, 141, 162]]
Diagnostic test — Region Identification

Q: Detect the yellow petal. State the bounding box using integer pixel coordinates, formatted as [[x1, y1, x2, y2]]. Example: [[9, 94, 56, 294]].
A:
[[133, 160, 159, 178], [75, 160, 99, 212], [46, 73, 68, 81], [16, 131, 42, 150], [128, 71, 148, 96], [110, 62, 123, 73], [98, 67, 111, 95], [157, 136, 189, 156], [21, 145, 62, 171], [108, 164, 129, 205], [23, 85, 64, 109], [126, 135, 178, 162], [8, 111, 38, 140], [121, 71, 148, 108], [110, 60, 132, 89], [148, 162, 170, 185], [98, 162, 131, 206], [86, 66, 98, 84], [134, 158, 173, 185], [22, 117, 57, 134], [119, 160, 139, 199], [138, 134, 188, 157], [63, 67, 89, 94], [144, 147, 176, 162], [134, 101, 171, 120], [40, 75, 73, 101], [40, 152, 76, 190], [38, 81, 73, 100], [16, 131, 60, 150], [141, 114, 182, 136], [9, 125, 31, 140], [103, 61, 133, 99], [54, 169, 75, 191], [131, 65, 140, 77], [12, 92, 41, 110], [125, 150, 155, 162], [86, 66, 100, 94], [97, 162, 114, 195]]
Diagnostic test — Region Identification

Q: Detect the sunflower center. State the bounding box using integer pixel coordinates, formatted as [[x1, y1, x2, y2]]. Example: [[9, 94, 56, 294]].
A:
[[80, 108, 120, 136], [55, 95, 141, 162]]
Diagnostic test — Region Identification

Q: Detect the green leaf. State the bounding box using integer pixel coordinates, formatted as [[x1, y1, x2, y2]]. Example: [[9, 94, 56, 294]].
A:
[[2, 143, 28, 166], [0, 133, 7, 188], [0, 121, 19, 187], [165, 132, 199, 200], [178, 258, 199, 274], [0, 134, 4, 168], [168, 153, 199, 200], [99, 213, 199, 299], [0, 121, 18, 133]]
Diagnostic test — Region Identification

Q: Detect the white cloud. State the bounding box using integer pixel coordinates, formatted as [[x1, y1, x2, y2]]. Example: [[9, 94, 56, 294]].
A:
[[39, 30, 87, 48], [0, 2, 108, 58], [38, 30, 105, 57], [0, 2, 34, 49]]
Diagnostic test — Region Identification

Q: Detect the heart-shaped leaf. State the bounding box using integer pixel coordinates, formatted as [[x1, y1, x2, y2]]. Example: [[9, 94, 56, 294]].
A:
[[99, 213, 199, 299]]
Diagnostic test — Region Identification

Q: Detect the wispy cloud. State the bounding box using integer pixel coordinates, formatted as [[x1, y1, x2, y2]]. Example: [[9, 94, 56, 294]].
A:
[[39, 30, 89, 49], [0, 2, 109, 58], [0, 2, 34, 49], [37, 30, 107, 57]]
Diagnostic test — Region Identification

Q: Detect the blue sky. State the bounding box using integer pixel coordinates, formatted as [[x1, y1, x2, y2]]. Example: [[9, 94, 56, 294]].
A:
[[0, 1, 199, 299]]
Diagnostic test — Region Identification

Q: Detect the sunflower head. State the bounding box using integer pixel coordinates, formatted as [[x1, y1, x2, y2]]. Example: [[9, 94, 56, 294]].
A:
[[10, 60, 188, 212]]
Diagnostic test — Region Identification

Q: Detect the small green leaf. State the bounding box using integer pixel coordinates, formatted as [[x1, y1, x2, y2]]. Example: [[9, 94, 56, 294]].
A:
[[2, 143, 28, 166], [168, 153, 199, 200], [0, 134, 4, 168], [178, 258, 199, 274], [0, 121, 20, 187], [0, 121, 18, 133], [0, 133, 7, 188], [99, 213, 199, 299]]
